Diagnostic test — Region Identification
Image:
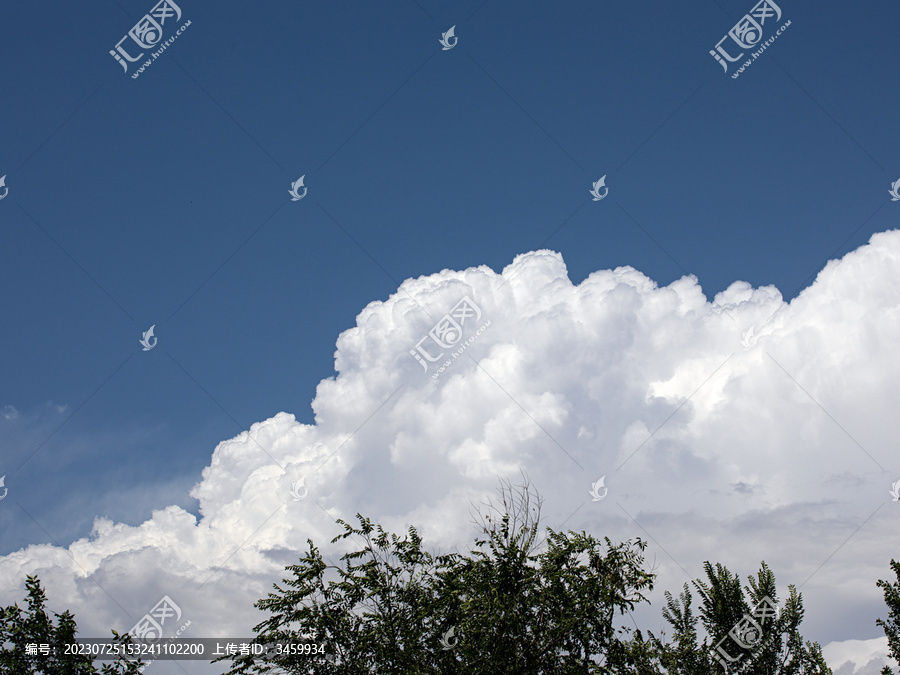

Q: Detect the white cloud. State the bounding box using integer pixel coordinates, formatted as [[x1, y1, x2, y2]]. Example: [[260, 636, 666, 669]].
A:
[[824, 636, 892, 674], [2, 230, 900, 674]]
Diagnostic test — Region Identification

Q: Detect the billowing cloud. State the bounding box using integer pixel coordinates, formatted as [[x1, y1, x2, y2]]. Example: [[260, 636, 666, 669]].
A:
[[825, 637, 893, 675], [2, 230, 900, 674]]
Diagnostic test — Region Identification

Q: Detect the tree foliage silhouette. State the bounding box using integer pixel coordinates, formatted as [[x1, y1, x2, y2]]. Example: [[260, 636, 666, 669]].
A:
[[219, 476, 655, 674], [633, 561, 831, 674], [0, 575, 143, 675], [877, 559, 900, 675], [217, 477, 833, 674]]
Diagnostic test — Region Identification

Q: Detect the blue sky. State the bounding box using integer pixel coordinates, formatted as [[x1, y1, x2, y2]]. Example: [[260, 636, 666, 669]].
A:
[[2, 1, 899, 671]]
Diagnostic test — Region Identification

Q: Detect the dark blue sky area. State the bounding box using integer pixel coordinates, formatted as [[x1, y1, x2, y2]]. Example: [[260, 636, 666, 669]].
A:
[[1, 0, 897, 555]]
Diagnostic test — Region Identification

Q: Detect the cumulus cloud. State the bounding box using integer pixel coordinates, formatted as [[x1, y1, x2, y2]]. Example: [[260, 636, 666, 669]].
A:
[[825, 637, 893, 675], [2, 230, 900, 674]]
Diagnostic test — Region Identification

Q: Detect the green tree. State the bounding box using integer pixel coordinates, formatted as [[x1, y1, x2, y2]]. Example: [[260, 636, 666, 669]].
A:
[[219, 476, 656, 674], [0, 575, 144, 674], [876, 559, 900, 675], [636, 561, 831, 674]]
